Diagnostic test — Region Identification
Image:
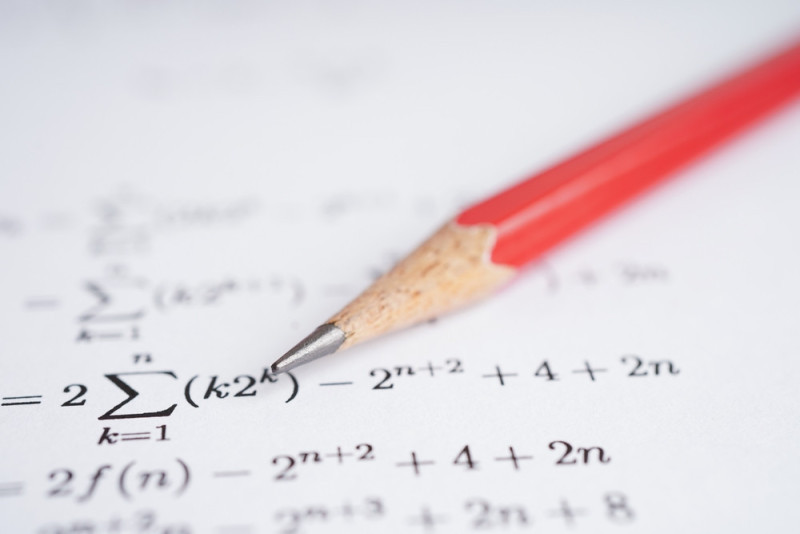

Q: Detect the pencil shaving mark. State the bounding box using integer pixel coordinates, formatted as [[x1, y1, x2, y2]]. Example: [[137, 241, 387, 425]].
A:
[[330, 221, 515, 348]]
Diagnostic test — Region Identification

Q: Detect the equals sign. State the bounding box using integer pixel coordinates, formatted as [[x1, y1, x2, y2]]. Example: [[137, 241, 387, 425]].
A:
[[24, 297, 60, 309], [215, 526, 254, 534], [1, 395, 42, 406], [0, 483, 23, 497], [120, 431, 151, 442]]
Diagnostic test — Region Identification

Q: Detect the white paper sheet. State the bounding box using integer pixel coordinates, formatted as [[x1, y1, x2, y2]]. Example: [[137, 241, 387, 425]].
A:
[[2, 2, 800, 533]]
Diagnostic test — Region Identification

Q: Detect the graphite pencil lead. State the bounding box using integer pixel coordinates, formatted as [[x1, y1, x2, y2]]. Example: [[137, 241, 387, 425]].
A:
[[271, 323, 346, 374]]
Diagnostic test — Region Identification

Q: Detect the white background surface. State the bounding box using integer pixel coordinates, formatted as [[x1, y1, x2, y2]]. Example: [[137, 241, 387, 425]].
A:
[[1, 1, 800, 532]]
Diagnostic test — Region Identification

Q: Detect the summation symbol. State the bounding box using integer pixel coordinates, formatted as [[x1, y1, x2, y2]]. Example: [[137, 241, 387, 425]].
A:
[[99, 371, 178, 420], [56, 366, 299, 429], [1, 394, 42, 407], [80, 279, 145, 323], [76, 268, 147, 343]]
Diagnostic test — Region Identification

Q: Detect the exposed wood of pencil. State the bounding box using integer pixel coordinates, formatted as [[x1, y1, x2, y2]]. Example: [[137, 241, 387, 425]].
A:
[[328, 221, 515, 348]]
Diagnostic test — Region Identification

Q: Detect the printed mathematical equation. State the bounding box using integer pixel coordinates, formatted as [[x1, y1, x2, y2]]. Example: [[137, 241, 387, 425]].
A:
[[323, 355, 679, 391], [32, 492, 635, 534], [1, 367, 298, 443], [533, 262, 670, 295], [51, 267, 305, 344], [0, 354, 677, 414], [37, 509, 191, 534], [270, 440, 611, 481], [0, 355, 679, 448], [20, 259, 670, 345], [3, 439, 612, 506], [0, 191, 678, 534], [24, 264, 367, 344], [0, 188, 466, 255], [273, 493, 635, 534]]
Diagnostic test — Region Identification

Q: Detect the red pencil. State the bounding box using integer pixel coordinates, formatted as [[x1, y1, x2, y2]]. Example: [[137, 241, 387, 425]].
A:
[[272, 37, 800, 374]]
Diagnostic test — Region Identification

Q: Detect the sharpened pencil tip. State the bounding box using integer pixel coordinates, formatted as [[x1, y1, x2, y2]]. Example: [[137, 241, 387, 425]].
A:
[[270, 323, 347, 374]]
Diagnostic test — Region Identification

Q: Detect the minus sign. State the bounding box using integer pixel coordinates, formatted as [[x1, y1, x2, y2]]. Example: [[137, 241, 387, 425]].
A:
[[213, 471, 252, 477], [0, 486, 24, 496], [319, 382, 353, 386], [24, 298, 59, 309], [321, 285, 355, 295]]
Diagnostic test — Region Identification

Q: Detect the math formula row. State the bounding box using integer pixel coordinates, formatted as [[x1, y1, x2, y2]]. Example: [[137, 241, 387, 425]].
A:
[[32, 492, 636, 534], [1, 440, 611, 505], [0, 355, 679, 430]]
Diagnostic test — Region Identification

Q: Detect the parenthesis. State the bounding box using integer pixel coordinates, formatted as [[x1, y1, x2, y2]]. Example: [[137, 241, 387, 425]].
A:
[[541, 261, 559, 295], [285, 372, 299, 403], [184, 375, 199, 408], [175, 458, 190, 497], [155, 284, 166, 312], [291, 279, 305, 307], [119, 461, 135, 501]]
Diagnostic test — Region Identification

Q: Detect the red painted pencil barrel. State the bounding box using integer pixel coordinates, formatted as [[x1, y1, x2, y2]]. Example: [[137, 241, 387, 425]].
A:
[[457, 38, 800, 268]]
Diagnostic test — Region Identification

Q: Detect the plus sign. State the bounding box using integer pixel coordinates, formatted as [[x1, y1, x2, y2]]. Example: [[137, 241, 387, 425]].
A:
[[339, 502, 355, 518], [494, 446, 533, 470], [417, 361, 441, 377], [326, 446, 354, 464], [571, 361, 607, 381], [482, 365, 518, 386], [577, 269, 598, 285], [408, 506, 446, 531], [396, 452, 435, 476], [548, 499, 586, 526]]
